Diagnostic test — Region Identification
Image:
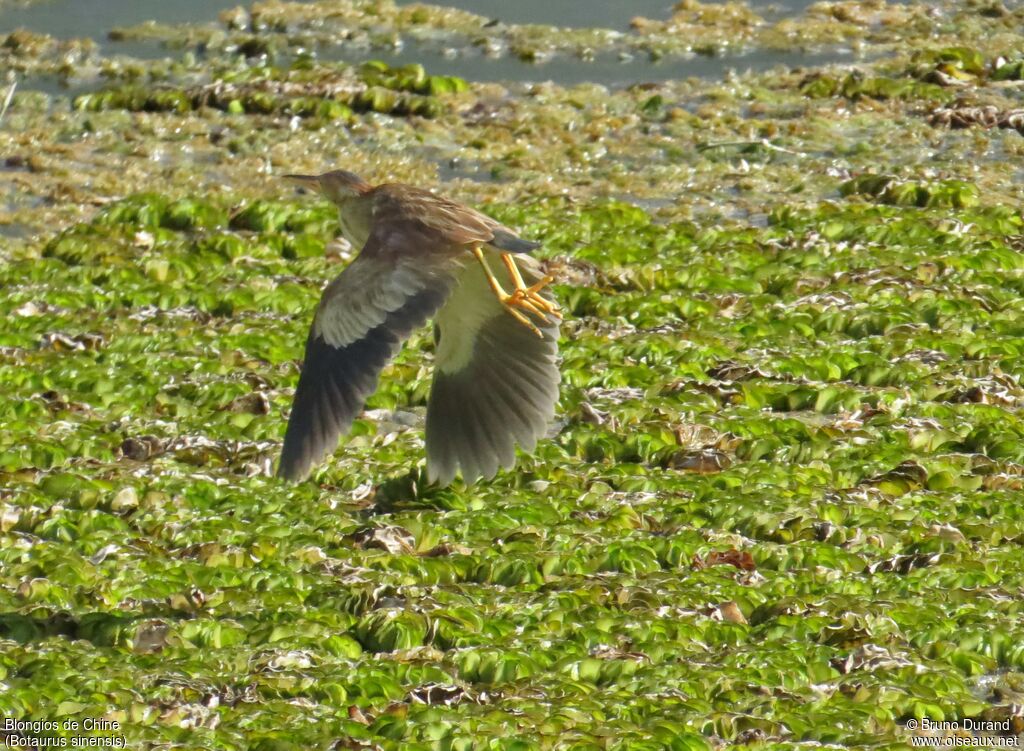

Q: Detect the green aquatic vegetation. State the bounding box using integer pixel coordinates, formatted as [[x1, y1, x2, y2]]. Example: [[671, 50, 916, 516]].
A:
[[359, 60, 469, 97], [992, 59, 1024, 80], [72, 59, 466, 121], [840, 174, 980, 208], [909, 45, 988, 83], [7, 0, 1024, 746], [621, 0, 766, 53], [6, 185, 1024, 745], [94, 0, 936, 72], [800, 72, 953, 103]]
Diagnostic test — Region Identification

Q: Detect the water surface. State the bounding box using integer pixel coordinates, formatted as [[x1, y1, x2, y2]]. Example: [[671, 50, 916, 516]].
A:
[[0, 0, 249, 39], [1, 0, 852, 91], [356, 45, 854, 87], [0, 0, 825, 38], [394, 0, 823, 28]]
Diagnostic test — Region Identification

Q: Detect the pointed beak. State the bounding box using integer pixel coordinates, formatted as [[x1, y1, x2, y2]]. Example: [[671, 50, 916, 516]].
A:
[[283, 174, 321, 194]]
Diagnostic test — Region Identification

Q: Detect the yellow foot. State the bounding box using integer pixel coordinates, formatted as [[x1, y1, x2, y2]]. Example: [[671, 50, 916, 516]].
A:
[[500, 254, 562, 319], [500, 298, 546, 337], [473, 247, 561, 337]]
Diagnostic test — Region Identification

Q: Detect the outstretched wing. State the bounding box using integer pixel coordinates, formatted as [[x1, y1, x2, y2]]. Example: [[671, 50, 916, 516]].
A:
[[277, 229, 462, 481], [426, 251, 560, 485]]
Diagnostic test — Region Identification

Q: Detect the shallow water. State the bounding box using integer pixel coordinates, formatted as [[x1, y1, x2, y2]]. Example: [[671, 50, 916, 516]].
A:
[[395, 0, 822, 29], [2, 0, 850, 91], [363, 45, 855, 87], [0, 0, 251, 40], [0, 0, 824, 39], [398, 0, 678, 29]]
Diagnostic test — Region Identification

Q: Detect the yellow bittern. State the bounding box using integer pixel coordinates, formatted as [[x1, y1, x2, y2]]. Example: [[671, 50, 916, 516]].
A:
[[277, 170, 561, 485]]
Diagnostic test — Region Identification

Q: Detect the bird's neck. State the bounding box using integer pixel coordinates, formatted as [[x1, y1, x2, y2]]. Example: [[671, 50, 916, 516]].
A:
[[336, 196, 372, 249]]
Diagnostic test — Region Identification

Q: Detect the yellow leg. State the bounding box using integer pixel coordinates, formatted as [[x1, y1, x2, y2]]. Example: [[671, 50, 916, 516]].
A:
[[473, 247, 545, 337], [500, 254, 561, 318]]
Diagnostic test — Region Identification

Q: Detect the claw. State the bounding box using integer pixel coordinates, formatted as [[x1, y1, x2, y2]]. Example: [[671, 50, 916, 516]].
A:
[[502, 303, 544, 338], [473, 247, 561, 337], [522, 278, 561, 317], [506, 288, 548, 320], [500, 255, 562, 319]]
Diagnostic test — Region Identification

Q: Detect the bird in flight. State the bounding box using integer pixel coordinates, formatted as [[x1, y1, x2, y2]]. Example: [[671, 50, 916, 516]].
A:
[[277, 170, 561, 486]]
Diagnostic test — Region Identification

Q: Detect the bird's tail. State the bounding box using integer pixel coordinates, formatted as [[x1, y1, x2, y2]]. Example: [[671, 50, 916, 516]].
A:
[[490, 228, 541, 253]]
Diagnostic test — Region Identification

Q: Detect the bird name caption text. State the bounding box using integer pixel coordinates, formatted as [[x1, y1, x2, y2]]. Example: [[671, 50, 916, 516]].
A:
[[2, 717, 127, 747]]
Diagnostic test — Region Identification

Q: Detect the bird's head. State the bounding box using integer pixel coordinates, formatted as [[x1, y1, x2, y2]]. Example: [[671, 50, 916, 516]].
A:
[[283, 170, 372, 205]]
